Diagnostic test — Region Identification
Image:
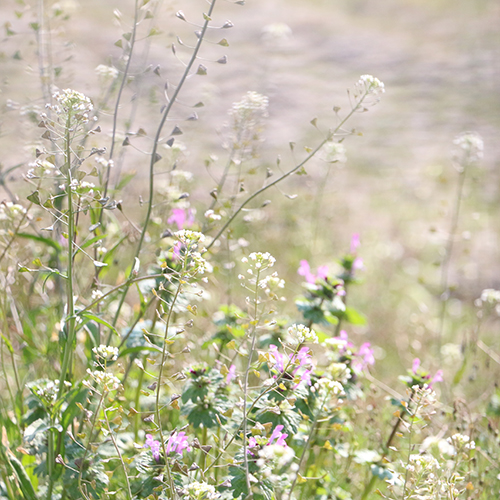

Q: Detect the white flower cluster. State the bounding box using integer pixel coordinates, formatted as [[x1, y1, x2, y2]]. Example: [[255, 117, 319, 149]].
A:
[[228, 92, 269, 160], [320, 141, 347, 163], [261, 23, 293, 44], [185, 481, 220, 500], [479, 288, 500, 304], [257, 444, 295, 470], [95, 64, 119, 80], [242, 252, 276, 269], [326, 362, 352, 385], [51, 89, 94, 121], [447, 433, 475, 451], [85, 369, 121, 392], [287, 323, 318, 345], [0, 202, 26, 221], [230, 91, 269, 122], [453, 132, 484, 163], [312, 377, 344, 397], [29, 379, 71, 406], [92, 344, 119, 362], [358, 75, 385, 96], [204, 209, 222, 221], [175, 230, 206, 246]]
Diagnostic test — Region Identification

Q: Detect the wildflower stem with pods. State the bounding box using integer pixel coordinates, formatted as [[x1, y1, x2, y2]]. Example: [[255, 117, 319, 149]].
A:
[[110, 0, 219, 331], [205, 77, 385, 251]]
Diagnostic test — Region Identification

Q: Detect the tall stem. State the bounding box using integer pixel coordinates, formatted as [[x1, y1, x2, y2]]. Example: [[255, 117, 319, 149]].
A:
[[57, 115, 76, 400], [110, 0, 219, 332], [437, 166, 467, 356], [242, 269, 261, 496]]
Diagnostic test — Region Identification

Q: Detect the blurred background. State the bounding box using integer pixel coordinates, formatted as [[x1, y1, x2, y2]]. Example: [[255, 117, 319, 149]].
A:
[[1, 0, 500, 394]]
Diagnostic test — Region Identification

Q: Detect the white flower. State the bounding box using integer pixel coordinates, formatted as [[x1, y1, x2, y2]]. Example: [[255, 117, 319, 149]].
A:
[[92, 345, 119, 361], [287, 324, 318, 344], [175, 230, 206, 245], [52, 89, 93, 117], [358, 75, 385, 96], [186, 481, 220, 500], [453, 132, 484, 163], [320, 141, 347, 163], [95, 64, 119, 80], [261, 23, 293, 43], [86, 369, 121, 391], [204, 209, 221, 221], [480, 288, 500, 304]]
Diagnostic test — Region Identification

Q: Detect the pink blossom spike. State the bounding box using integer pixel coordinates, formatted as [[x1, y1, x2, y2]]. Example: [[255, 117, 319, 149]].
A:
[[412, 358, 421, 374], [350, 233, 360, 253]]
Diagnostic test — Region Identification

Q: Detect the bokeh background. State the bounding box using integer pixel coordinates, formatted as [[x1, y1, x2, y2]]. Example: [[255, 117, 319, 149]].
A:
[[1, 0, 500, 395]]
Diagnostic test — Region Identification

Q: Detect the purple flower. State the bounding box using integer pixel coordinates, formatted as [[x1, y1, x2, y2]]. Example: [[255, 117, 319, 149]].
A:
[[226, 364, 236, 384], [298, 260, 329, 284], [145, 434, 161, 462], [165, 431, 192, 456], [269, 345, 287, 372], [350, 233, 360, 253], [268, 425, 288, 447], [429, 369, 443, 388], [298, 260, 315, 284], [168, 208, 194, 230], [412, 358, 421, 374], [352, 342, 375, 373]]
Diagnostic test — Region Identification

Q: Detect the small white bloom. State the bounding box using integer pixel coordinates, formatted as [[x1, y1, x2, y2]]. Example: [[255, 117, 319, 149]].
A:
[[92, 345, 119, 361], [287, 324, 318, 344]]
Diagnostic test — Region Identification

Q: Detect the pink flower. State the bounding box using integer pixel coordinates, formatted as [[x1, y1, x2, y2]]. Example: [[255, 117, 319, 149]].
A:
[[165, 431, 192, 456], [145, 434, 161, 462], [167, 208, 194, 230], [412, 358, 421, 374], [298, 260, 315, 284], [268, 425, 288, 447], [298, 260, 329, 284], [226, 364, 236, 384], [269, 345, 286, 372], [350, 233, 360, 253], [352, 342, 375, 373], [429, 369, 443, 388]]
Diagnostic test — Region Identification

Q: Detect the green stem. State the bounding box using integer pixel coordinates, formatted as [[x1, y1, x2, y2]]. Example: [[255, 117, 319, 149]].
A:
[[242, 270, 261, 497], [437, 165, 468, 357]]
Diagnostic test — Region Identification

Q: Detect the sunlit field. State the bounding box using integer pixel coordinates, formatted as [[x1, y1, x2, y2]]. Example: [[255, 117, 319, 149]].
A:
[[1, 1, 499, 499]]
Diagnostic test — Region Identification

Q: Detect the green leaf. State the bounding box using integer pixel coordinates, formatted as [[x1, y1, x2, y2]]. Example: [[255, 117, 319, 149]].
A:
[[343, 307, 367, 325], [0, 332, 14, 353], [17, 233, 62, 252], [80, 234, 106, 249], [371, 464, 394, 481], [27, 191, 41, 206], [79, 312, 118, 337], [8, 453, 38, 500]]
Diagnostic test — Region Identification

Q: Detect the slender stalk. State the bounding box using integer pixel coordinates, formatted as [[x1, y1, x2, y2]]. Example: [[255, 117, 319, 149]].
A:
[[57, 116, 77, 400], [287, 394, 328, 499], [242, 269, 261, 496], [111, 0, 219, 328], [102, 0, 139, 200], [104, 406, 132, 500], [155, 261, 188, 498], [78, 391, 105, 500], [437, 166, 467, 356]]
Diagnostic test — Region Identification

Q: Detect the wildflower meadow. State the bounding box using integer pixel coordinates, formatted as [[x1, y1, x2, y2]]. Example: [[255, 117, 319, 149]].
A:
[[0, 1, 499, 500]]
